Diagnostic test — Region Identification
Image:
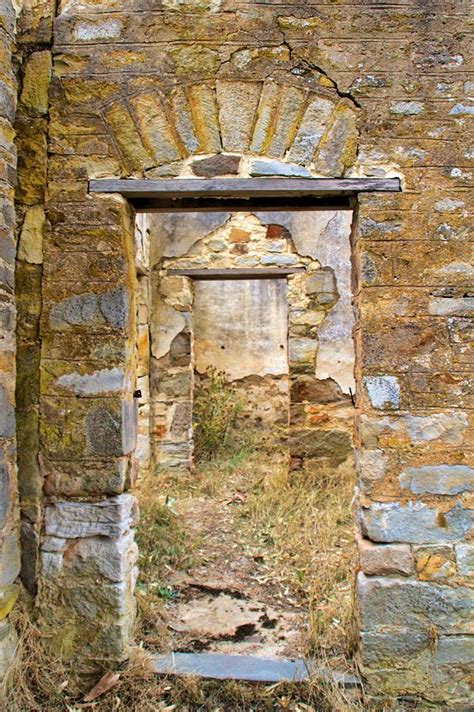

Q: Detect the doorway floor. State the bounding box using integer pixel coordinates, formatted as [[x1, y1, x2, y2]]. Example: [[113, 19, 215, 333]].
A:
[[164, 462, 304, 658], [137, 444, 355, 672]]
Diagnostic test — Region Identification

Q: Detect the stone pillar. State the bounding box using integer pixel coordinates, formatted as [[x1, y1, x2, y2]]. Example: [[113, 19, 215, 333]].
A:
[[15, 40, 52, 598], [0, 0, 21, 680], [36, 194, 140, 669]]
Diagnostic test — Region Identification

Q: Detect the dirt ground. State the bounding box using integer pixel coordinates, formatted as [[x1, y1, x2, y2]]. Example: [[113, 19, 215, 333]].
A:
[[157, 464, 307, 658]]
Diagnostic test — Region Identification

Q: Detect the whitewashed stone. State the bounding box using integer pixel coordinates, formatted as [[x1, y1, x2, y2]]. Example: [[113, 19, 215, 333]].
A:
[[193, 279, 288, 380], [390, 101, 424, 115], [249, 159, 310, 177], [150, 296, 186, 360], [45, 494, 137, 539], [74, 20, 122, 41], [364, 376, 400, 409], [56, 367, 125, 396], [149, 212, 230, 263]]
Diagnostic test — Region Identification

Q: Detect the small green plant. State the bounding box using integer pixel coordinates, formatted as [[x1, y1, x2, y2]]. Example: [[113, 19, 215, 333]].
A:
[[193, 367, 243, 462], [136, 494, 193, 583]]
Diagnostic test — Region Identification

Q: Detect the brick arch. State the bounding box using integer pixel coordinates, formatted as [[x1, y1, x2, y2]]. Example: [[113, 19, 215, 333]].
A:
[[101, 80, 358, 177]]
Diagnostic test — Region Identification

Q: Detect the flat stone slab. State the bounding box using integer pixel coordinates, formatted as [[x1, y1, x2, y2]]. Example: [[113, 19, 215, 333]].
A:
[[152, 652, 360, 688]]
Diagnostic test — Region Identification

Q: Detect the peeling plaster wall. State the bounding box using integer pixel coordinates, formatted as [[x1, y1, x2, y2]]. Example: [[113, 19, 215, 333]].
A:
[[193, 278, 289, 430], [193, 279, 289, 381]]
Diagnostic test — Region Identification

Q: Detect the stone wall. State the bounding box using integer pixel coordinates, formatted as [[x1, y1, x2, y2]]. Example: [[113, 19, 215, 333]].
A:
[[0, 0, 20, 679], [5, 0, 473, 702]]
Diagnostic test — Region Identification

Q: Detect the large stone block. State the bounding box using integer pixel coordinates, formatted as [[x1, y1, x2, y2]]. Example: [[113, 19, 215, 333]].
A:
[[287, 96, 334, 165], [358, 538, 414, 576], [42, 530, 137, 584], [400, 464, 474, 495], [42, 456, 129, 497], [357, 573, 473, 635], [44, 493, 138, 539], [48, 286, 129, 331], [216, 80, 261, 152], [19, 51, 52, 117], [40, 397, 136, 459], [360, 628, 431, 666], [435, 636, 474, 665], [361, 501, 472, 544], [358, 412, 469, 449]]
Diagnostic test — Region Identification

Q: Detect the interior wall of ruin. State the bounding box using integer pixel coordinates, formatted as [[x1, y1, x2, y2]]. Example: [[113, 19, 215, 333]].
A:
[[4, 0, 473, 702], [147, 211, 354, 477]]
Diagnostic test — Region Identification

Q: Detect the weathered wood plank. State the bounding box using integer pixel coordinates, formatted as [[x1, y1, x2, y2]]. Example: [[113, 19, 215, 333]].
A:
[[167, 268, 305, 279], [89, 177, 401, 198]]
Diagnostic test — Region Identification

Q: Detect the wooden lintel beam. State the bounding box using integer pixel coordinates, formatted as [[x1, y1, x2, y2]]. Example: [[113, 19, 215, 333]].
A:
[[89, 177, 401, 200], [166, 268, 305, 280]]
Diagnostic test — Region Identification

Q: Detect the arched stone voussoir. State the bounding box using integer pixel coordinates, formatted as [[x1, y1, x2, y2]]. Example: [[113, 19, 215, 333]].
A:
[[101, 79, 359, 178]]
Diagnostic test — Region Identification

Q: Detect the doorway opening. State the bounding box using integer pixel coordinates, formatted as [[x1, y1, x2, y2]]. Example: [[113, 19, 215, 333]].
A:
[[135, 206, 357, 669]]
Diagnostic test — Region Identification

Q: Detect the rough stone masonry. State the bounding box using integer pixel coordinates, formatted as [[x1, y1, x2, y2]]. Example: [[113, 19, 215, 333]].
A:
[[0, 0, 471, 705]]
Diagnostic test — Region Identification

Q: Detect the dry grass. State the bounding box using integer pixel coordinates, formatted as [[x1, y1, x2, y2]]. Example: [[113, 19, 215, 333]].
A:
[[187, 438, 356, 663], [0, 606, 369, 711], [240, 456, 357, 662]]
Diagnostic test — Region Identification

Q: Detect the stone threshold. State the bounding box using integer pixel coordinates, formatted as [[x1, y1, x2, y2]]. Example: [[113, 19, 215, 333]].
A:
[[151, 652, 361, 688]]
